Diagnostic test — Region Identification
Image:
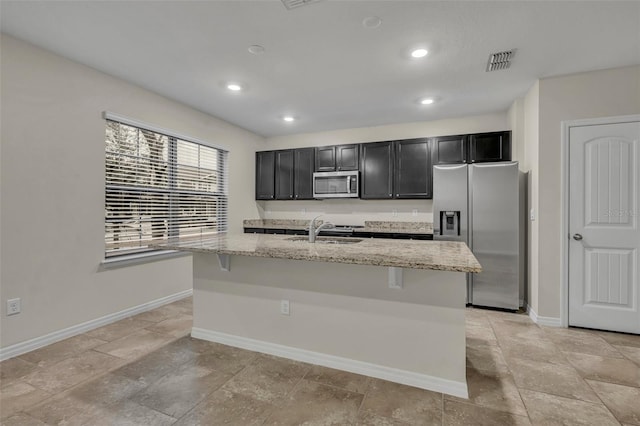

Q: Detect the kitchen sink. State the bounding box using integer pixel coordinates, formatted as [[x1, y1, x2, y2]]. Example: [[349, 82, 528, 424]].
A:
[[286, 236, 362, 244]]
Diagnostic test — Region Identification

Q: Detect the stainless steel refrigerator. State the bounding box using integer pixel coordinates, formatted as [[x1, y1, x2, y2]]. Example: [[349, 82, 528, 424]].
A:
[[433, 161, 522, 310]]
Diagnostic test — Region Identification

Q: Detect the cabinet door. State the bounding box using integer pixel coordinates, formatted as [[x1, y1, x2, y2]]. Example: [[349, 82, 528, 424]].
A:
[[361, 141, 394, 199], [336, 144, 360, 171], [255, 151, 275, 200], [469, 131, 511, 163], [275, 150, 294, 200], [294, 148, 314, 200], [431, 135, 468, 165], [394, 139, 431, 198], [315, 146, 336, 171]]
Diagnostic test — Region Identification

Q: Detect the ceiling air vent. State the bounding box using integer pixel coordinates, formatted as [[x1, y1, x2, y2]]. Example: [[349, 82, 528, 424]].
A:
[[281, 0, 324, 10], [486, 49, 515, 72]]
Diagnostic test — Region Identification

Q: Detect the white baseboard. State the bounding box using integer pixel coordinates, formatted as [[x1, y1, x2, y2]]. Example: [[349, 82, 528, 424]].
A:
[[191, 327, 468, 399], [527, 304, 562, 327], [0, 289, 193, 361]]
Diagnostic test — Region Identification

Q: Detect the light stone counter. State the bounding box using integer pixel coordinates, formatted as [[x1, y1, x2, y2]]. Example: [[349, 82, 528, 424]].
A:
[[158, 233, 481, 273], [242, 219, 434, 235]]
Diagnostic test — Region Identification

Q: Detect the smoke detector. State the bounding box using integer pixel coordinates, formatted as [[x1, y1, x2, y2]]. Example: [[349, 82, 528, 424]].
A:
[[281, 0, 324, 10], [486, 49, 516, 72]]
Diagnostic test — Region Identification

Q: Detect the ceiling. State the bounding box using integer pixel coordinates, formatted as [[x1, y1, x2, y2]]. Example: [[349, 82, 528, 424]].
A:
[[1, 1, 639, 137]]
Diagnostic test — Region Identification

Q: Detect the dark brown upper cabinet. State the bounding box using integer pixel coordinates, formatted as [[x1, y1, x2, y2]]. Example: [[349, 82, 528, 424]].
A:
[[360, 141, 394, 199], [315, 146, 336, 172], [336, 144, 359, 171], [469, 131, 511, 163], [431, 134, 468, 165], [394, 138, 431, 199], [274, 150, 294, 200], [255, 151, 275, 200], [293, 148, 314, 200], [432, 131, 511, 165], [314, 144, 359, 171], [257, 130, 509, 201]]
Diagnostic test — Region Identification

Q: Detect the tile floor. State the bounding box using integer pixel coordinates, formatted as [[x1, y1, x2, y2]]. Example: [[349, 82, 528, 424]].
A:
[[1, 298, 639, 425]]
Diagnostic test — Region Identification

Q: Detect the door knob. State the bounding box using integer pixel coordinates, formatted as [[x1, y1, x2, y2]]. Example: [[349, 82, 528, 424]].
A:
[[573, 234, 583, 241]]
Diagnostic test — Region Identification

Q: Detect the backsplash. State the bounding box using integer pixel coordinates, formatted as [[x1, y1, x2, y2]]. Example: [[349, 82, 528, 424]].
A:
[[363, 221, 433, 233], [257, 199, 434, 226]]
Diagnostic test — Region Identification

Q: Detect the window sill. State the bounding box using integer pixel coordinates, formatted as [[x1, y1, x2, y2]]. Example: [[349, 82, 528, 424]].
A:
[[99, 250, 191, 271]]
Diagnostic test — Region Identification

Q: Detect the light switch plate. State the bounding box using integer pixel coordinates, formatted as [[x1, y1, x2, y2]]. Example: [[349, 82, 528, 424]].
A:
[[530, 208, 535, 221]]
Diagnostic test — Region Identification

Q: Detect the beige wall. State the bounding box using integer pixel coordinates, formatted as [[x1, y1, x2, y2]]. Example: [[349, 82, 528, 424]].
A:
[[260, 113, 509, 225], [536, 65, 640, 318], [508, 98, 526, 168], [523, 82, 540, 313], [0, 35, 262, 348], [513, 66, 640, 319], [508, 97, 528, 304]]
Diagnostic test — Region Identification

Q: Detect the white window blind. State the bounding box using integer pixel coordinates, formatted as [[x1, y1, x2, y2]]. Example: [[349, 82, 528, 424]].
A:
[[105, 118, 228, 258]]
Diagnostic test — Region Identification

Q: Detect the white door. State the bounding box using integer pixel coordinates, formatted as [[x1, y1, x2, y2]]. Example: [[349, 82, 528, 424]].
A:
[[569, 120, 640, 334]]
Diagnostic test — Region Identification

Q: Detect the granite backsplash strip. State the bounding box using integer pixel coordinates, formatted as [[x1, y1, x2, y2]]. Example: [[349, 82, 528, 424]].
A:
[[362, 221, 433, 234], [243, 219, 433, 234], [243, 219, 318, 230]]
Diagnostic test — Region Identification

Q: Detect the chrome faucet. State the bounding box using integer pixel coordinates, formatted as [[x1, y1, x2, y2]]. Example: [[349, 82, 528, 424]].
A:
[[308, 215, 334, 243]]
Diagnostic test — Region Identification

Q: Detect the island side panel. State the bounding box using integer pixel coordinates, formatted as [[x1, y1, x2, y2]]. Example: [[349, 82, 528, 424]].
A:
[[192, 253, 467, 396]]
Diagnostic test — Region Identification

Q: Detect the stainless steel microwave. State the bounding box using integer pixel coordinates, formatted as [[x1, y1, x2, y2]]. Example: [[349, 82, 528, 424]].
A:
[[313, 171, 359, 198]]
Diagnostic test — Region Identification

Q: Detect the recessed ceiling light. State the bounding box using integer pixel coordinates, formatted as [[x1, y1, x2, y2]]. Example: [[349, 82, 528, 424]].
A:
[[283, 116, 295, 122], [362, 16, 382, 29], [227, 83, 242, 91], [420, 98, 435, 105], [248, 45, 265, 55], [411, 48, 428, 58]]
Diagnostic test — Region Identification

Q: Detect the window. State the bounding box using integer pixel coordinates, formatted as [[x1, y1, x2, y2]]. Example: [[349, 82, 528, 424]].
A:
[[104, 114, 227, 258]]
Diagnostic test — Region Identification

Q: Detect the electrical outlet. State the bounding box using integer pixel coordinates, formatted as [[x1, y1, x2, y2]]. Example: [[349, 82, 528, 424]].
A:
[[392, 209, 398, 217], [280, 299, 290, 316], [412, 209, 418, 216], [530, 208, 535, 221], [7, 298, 21, 316]]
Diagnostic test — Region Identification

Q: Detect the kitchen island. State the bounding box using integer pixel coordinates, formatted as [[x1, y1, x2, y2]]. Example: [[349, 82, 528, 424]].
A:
[[158, 233, 481, 398]]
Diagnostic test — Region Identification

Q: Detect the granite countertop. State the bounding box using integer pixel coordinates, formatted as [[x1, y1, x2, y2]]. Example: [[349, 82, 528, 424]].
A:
[[243, 219, 433, 235], [243, 219, 313, 230], [155, 233, 480, 273]]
